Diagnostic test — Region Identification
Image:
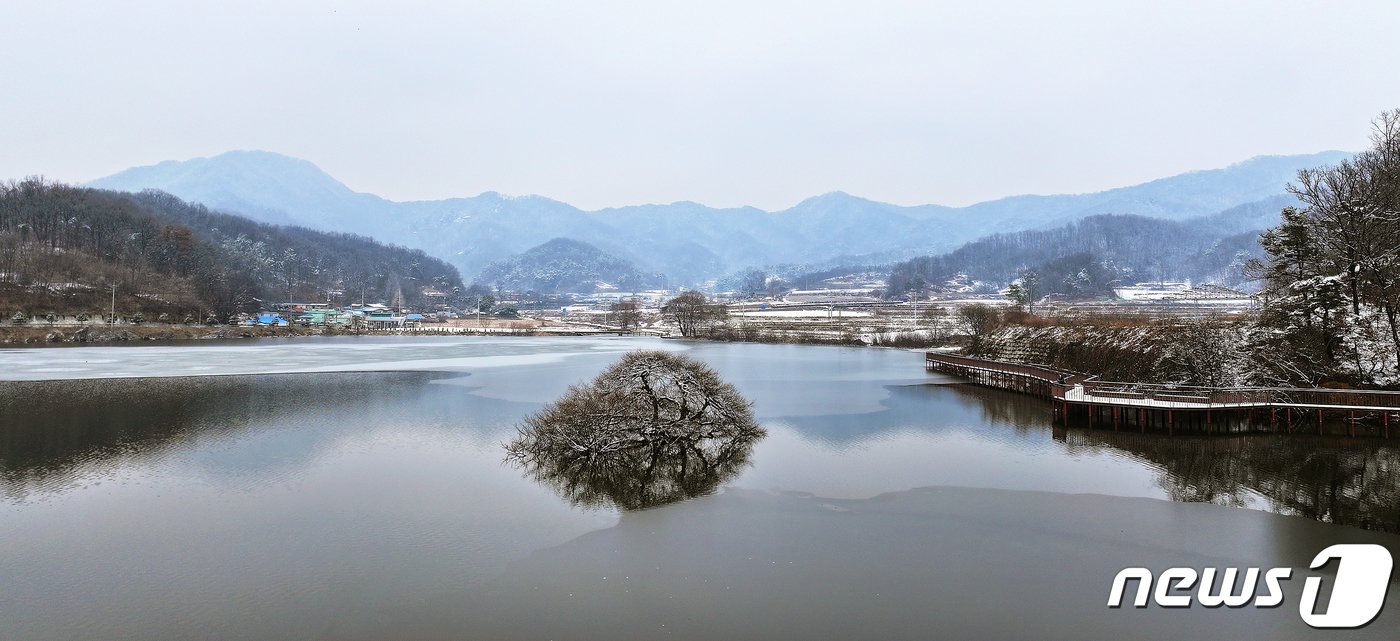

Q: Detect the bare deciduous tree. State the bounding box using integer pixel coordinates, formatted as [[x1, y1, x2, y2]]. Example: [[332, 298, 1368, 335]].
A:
[[609, 299, 642, 331], [1004, 269, 1040, 314], [956, 303, 1002, 339], [919, 305, 950, 344], [1158, 318, 1249, 387], [663, 291, 726, 337]]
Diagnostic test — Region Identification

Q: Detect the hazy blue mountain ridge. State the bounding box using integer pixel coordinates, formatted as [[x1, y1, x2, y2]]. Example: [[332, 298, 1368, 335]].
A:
[[885, 207, 1288, 297], [87, 149, 1350, 286]]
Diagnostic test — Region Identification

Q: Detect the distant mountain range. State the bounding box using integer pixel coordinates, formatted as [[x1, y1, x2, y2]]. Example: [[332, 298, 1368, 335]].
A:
[[886, 208, 1284, 297], [87, 149, 1351, 286]]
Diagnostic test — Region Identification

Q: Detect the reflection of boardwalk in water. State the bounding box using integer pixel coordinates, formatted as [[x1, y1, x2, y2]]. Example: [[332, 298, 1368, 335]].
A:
[[927, 352, 1400, 438], [1063, 430, 1400, 534], [938, 381, 1400, 534]]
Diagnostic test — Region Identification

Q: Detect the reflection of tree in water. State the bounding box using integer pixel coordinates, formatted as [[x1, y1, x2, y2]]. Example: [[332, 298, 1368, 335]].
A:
[[1066, 430, 1400, 533], [0, 372, 447, 501], [506, 351, 764, 510], [939, 384, 1400, 533]]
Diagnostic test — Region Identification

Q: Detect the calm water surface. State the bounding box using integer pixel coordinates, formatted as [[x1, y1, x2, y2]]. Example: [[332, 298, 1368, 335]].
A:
[[1, 337, 1397, 640]]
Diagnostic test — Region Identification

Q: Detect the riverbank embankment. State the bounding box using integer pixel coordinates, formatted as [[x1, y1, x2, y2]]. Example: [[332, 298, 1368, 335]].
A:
[[973, 325, 1174, 382]]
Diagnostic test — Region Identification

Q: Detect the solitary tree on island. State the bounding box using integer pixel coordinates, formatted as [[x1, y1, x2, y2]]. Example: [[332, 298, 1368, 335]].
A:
[[505, 351, 765, 509]]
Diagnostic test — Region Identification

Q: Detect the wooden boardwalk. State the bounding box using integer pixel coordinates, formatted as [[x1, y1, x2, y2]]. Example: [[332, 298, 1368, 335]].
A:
[[925, 352, 1400, 438]]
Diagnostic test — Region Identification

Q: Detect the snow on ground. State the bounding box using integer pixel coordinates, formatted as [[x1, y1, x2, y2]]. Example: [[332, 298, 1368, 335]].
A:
[[733, 310, 873, 318]]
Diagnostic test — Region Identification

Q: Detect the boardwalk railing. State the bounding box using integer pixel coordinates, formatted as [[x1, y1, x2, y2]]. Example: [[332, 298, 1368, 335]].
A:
[[926, 352, 1399, 437], [1071, 380, 1400, 410], [926, 352, 1400, 409], [929, 349, 1092, 394]]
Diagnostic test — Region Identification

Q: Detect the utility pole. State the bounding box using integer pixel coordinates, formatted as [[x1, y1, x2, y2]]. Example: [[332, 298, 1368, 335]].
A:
[[109, 283, 116, 325]]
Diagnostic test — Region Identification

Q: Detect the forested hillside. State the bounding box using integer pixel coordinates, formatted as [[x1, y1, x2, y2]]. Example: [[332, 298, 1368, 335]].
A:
[[886, 213, 1268, 297], [478, 238, 666, 293], [0, 179, 463, 319]]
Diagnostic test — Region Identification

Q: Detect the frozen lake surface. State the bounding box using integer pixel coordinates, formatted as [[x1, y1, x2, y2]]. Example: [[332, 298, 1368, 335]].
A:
[[1, 337, 1396, 640]]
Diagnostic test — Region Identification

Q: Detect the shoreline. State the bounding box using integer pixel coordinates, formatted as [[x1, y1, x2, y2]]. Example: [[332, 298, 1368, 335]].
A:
[[0, 324, 627, 346], [0, 323, 946, 348], [0, 324, 339, 345]]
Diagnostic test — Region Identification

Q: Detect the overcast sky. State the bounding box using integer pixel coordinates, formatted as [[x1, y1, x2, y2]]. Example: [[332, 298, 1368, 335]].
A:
[[3, 1, 1399, 210]]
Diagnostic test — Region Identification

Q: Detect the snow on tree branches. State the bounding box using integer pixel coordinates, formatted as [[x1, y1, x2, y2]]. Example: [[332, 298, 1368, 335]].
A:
[[505, 350, 765, 510]]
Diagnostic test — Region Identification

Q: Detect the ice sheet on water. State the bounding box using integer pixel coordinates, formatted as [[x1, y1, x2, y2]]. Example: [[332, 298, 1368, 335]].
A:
[[0, 336, 689, 381]]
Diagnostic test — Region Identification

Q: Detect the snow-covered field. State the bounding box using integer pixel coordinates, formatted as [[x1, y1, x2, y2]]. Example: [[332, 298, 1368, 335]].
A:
[[733, 310, 873, 318]]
